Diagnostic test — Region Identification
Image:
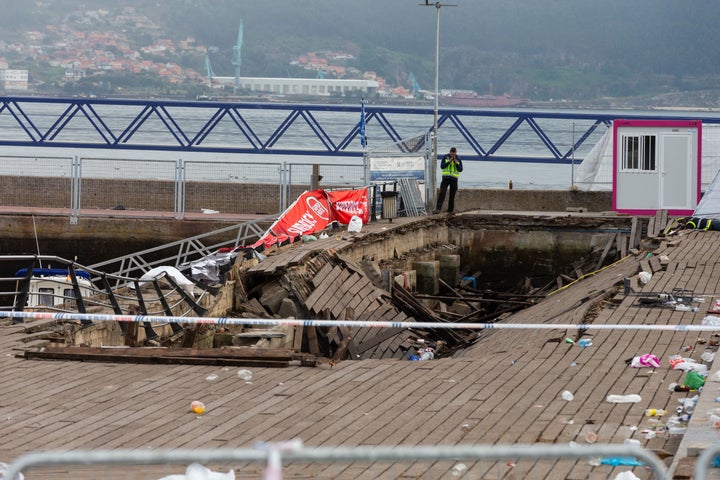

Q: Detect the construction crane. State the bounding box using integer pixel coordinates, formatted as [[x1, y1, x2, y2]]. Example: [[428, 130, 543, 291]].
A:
[[408, 72, 421, 98], [204, 54, 215, 86], [232, 19, 243, 89]]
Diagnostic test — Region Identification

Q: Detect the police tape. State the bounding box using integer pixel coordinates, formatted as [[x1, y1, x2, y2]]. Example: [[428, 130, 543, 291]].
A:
[[3, 310, 720, 332]]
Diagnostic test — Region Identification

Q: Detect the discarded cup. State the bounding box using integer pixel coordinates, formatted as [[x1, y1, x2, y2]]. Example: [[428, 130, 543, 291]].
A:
[[190, 400, 205, 414], [709, 414, 720, 428], [237, 369, 253, 381], [702, 351, 716, 363], [561, 390, 574, 401]]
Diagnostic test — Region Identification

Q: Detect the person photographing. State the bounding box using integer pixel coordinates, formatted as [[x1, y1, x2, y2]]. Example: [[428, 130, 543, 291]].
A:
[[435, 147, 463, 213]]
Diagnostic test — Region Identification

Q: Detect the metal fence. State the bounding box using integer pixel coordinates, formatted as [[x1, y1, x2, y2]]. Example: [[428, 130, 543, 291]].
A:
[[0, 154, 366, 222], [2, 444, 670, 480]]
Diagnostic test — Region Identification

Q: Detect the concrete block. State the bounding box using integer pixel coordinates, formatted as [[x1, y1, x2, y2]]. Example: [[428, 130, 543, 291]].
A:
[[260, 281, 288, 314], [413, 261, 439, 295], [438, 254, 460, 287], [278, 297, 301, 318]]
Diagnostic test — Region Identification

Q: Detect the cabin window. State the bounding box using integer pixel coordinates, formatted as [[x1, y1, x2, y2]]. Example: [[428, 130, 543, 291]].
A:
[[63, 288, 76, 300], [622, 134, 656, 171], [38, 287, 54, 306]]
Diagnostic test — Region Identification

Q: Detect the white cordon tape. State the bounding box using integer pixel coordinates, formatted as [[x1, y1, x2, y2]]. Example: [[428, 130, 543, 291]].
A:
[[2, 310, 720, 332]]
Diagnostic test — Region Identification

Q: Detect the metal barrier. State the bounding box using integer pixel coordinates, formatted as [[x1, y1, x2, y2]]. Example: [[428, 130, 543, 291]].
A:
[[696, 444, 720, 478], [0, 153, 366, 220], [2, 444, 669, 479], [86, 215, 273, 283], [70, 157, 364, 218], [0, 255, 212, 328]]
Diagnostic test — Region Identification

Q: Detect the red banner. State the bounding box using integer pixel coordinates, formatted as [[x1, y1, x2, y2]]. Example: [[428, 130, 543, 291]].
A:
[[250, 188, 370, 251], [327, 187, 370, 225], [269, 189, 333, 240]]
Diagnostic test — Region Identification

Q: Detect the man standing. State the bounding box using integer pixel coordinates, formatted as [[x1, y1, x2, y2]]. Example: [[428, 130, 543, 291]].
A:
[[435, 147, 463, 213]]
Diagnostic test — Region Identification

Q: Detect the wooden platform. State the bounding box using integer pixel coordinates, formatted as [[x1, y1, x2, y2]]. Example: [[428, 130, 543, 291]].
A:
[[1, 215, 719, 478]]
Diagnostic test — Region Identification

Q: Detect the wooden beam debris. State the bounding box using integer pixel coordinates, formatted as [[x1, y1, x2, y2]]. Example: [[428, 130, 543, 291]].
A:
[[23, 345, 320, 368]]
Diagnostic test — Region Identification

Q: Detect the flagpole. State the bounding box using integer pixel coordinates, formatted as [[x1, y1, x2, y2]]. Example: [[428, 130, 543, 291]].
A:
[[360, 98, 369, 186]]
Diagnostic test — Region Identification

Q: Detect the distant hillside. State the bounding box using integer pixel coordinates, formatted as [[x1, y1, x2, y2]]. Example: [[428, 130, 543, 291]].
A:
[[3, 0, 720, 105]]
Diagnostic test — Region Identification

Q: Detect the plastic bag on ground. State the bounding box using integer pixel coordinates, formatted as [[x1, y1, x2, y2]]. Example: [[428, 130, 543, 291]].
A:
[[630, 354, 660, 368], [684, 371, 706, 390], [156, 463, 235, 480], [347, 215, 363, 233], [675, 362, 708, 374]]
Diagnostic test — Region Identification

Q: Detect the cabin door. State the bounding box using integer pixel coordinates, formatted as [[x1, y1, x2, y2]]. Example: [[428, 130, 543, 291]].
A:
[[660, 133, 693, 211]]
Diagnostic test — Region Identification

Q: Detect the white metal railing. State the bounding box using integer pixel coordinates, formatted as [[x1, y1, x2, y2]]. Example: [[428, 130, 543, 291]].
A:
[[0, 154, 367, 220], [2, 444, 669, 480], [696, 444, 720, 479]]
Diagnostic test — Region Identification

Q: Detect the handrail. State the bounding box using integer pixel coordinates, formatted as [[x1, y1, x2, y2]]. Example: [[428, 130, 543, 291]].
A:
[[2, 95, 718, 163], [0, 255, 210, 326], [88, 214, 275, 284], [2, 444, 668, 480]]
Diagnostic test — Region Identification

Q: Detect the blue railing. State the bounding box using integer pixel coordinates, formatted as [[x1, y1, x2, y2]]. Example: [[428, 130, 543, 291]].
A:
[[1, 95, 719, 163]]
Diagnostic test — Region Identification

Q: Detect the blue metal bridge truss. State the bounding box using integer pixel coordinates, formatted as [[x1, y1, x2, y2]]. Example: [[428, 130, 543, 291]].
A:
[[0, 95, 718, 163]]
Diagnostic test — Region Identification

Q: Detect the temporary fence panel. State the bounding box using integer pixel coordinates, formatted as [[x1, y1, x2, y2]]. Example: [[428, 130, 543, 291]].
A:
[[79, 157, 179, 214], [366, 133, 430, 212], [3, 444, 668, 480], [695, 443, 720, 479], [184, 160, 285, 216], [0, 154, 73, 209], [287, 162, 365, 188]]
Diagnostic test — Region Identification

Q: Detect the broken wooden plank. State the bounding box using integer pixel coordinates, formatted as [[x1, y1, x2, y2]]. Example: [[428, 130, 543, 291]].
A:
[[647, 216, 657, 238], [22, 345, 304, 367], [124, 321, 138, 347], [617, 233, 628, 258]]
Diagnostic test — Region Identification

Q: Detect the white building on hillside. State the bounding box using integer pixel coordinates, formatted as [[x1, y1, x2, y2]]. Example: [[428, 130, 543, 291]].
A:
[[210, 76, 379, 97], [0, 69, 29, 91]]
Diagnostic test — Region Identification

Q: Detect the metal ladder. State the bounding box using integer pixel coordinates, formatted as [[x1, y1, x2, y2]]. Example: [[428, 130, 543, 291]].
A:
[[398, 178, 427, 217]]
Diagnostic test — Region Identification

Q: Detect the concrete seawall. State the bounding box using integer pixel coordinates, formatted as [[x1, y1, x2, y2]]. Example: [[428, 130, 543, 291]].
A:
[[0, 178, 615, 265], [0, 176, 612, 217], [455, 188, 611, 213]]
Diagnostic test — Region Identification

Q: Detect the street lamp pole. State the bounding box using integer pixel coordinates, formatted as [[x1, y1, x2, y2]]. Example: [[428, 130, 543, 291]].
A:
[[421, 1, 456, 212], [432, 3, 440, 211]]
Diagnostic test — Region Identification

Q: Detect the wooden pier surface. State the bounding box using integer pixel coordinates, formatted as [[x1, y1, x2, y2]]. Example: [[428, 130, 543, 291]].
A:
[[1, 211, 719, 479]]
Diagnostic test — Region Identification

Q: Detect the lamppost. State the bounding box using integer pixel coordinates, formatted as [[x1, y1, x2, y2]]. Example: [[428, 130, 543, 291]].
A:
[[420, 1, 456, 212]]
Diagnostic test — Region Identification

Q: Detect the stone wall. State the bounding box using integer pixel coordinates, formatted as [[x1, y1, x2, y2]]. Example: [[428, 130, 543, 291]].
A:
[[453, 188, 612, 213]]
